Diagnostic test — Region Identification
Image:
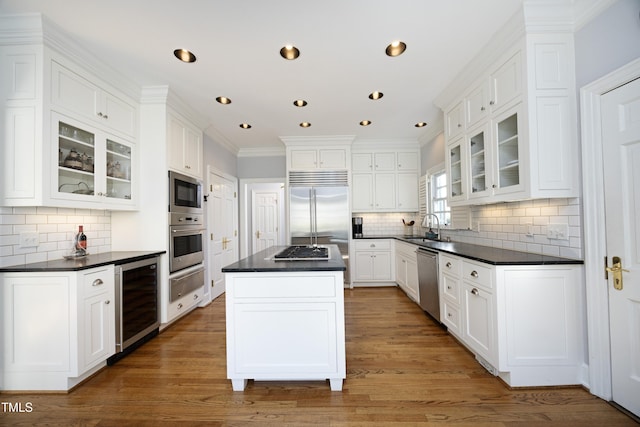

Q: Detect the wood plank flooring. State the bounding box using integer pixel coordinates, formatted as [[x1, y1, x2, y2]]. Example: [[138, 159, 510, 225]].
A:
[[1, 286, 636, 426]]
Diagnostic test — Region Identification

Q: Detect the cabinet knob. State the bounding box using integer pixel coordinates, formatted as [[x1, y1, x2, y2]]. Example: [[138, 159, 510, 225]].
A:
[[92, 279, 104, 287], [178, 303, 183, 309], [446, 262, 452, 268], [105, 300, 110, 304], [471, 287, 479, 295], [470, 270, 479, 278], [457, 124, 462, 128], [97, 112, 103, 117], [370, 244, 376, 248], [194, 294, 199, 300], [492, 184, 497, 188], [447, 312, 452, 317], [480, 106, 486, 111], [447, 285, 452, 290], [489, 100, 495, 105], [185, 165, 191, 169]]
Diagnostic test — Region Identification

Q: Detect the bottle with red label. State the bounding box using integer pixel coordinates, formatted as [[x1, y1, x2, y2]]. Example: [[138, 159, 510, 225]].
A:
[[75, 225, 87, 255]]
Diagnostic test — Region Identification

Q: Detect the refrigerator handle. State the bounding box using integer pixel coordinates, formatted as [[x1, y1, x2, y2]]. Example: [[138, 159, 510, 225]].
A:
[[309, 188, 314, 247], [313, 188, 318, 247]]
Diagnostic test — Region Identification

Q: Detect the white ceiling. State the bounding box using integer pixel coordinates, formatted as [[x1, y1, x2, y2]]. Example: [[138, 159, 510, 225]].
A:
[[0, 0, 527, 154]]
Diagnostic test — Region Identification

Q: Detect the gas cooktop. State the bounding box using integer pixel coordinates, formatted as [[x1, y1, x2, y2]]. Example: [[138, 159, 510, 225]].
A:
[[274, 245, 329, 261]]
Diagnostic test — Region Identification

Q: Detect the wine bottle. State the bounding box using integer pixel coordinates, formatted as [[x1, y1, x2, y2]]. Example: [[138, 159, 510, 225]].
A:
[[76, 225, 87, 253]]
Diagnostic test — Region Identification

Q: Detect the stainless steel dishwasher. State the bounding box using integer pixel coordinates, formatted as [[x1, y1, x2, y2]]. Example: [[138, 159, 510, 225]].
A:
[[417, 247, 440, 322]]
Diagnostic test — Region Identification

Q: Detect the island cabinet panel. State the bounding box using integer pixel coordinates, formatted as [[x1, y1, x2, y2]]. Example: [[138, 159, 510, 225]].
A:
[[225, 270, 346, 391]]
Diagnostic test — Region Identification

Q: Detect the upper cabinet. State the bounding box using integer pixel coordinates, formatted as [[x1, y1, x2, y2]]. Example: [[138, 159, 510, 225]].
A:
[[51, 60, 137, 139], [0, 35, 139, 210], [288, 148, 348, 170], [438, 29, 579, 206], [168, 110, 203, 179], [351, 148, 419, 213]]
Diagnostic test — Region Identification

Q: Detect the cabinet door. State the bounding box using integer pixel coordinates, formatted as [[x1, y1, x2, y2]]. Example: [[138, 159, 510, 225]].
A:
[[374, 173, 395, 209], [319, 149, 346, 169], [53, 115, 98, 203], [397, 152, 418, 171], [168, 114, 185, 171], [372, 251, 392, 281], [446, 138, 466, 203], [406, 258, 419, 301], [105, 138, 134, 203], [352, 173, 374, 211], [354, 251, 375, 281], [82, 292, 114, 371], [466, 82, 489, 128], [52, 61, 100, 124], [101, 90, 137, 138], [491, 106, 524, 196], [490, 52, 522, 113], [290, 149, 317, 169], [396, 173, 419, 211], [395, 255, 407, 287], [446, 102, 464, 139], [462, 282, 495, 363], [374, 152, 395, 171], [467, 124, 492, 200], [184, 125, 203, 177], [352, 153, 373, 172]]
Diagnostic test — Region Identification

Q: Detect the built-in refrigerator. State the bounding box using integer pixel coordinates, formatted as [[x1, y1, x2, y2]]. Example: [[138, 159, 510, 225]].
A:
[[289, 171, 350, 283]]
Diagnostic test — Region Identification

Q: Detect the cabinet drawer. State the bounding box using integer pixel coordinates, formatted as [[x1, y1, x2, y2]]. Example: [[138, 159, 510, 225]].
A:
[[233, 275, 337, 298], [82, 266, 114, 297], [354, 239, 391, 250], [462, 261, 493, 290], [442, 300, 461, 335], [440, 254, 462, 275], [441, 272, 461, 304]]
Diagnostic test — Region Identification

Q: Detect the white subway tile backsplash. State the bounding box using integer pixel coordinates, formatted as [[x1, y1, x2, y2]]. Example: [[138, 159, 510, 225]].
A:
[[0, 207, 112, 268]]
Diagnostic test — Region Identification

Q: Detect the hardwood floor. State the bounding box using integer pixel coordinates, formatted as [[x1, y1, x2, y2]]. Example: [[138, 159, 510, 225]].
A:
[[1, 286, 636, 426]]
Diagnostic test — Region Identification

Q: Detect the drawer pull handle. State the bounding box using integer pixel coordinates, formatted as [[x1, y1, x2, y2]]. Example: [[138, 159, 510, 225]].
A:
[[194, 294, 199, 300], [92, 279, 103, 287], [178, 303, 183, 309], [471, 288, 479, 296], [470, 270, 479, 278], [446, 262, 452, 268], [370, 244, 376, 248]]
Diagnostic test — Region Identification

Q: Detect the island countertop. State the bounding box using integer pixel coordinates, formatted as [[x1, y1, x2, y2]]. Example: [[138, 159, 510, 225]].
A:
[[222, 244, 346, 273]]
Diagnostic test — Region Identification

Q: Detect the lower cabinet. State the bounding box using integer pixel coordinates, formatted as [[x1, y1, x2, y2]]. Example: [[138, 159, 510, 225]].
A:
[[439, 253, 586, 387], [0, 266, 115, 391], [352, 240, 393, 284], [395, 241, 419, 302]]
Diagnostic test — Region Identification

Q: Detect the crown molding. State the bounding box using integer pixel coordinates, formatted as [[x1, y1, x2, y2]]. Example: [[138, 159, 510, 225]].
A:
[[279, 135, 356, 147]]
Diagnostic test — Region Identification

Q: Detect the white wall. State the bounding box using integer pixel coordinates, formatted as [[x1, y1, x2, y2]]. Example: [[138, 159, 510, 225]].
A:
[[237, 155, 286, 179], [203, 134, 237, 177]]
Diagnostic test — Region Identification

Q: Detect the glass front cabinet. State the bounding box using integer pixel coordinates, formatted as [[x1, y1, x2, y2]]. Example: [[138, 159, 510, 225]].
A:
[[53, 113, 136, 208], [491, 107, 523, 197], [446, 138, 466, 203], [467, 124, 491, 200]]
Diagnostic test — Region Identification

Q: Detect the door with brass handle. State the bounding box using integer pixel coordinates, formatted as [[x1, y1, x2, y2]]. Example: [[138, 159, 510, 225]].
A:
[[256, 230, 261, 239], [605, 256, 629, 291]]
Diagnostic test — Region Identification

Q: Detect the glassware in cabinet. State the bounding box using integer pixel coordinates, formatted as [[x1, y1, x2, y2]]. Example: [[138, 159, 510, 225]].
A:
[[469, 130, 487, 194], [57, 121, 95, 196], [496, 112, 519, 189], [449, 144, 463, 198], [105, 139, 132, 200]]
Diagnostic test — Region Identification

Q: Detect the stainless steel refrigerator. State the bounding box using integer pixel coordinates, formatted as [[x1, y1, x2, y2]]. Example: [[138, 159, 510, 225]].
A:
[[289, 172, 350, 284]]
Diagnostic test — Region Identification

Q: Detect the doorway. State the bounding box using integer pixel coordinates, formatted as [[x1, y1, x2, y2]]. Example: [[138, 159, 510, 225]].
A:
[[239, 179, 286, 258], [581, 57, 640, 417]]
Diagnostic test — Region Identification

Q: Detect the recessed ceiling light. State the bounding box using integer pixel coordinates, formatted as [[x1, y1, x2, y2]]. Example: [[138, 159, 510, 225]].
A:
[[299, 122, 311, 128], [239, 123, 252, 129], [415, 122, 427, 128], [360, 120, 372, 126], [385, 40, 407, 57], [293, 99, 308, 107], [174, 48, 196, 63], [216, 96, 232, 105], [280, 45, 300, 60], [369, 91, 384, 100]]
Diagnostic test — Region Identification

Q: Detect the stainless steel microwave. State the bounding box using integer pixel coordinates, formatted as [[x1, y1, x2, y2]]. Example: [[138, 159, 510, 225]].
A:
[[169, 170, 203, 214]]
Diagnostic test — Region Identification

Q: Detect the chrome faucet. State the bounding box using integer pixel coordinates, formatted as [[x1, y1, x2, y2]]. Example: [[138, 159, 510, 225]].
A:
[[422, 213, 440, 240]]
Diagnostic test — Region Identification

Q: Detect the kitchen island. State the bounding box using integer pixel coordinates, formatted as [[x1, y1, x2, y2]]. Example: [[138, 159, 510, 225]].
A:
[[222, 244, 346, 391]]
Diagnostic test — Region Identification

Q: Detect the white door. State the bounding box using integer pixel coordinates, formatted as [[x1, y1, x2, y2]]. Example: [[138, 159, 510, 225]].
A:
[[208, 171, 238, 299], [601, 77, 640, 417], [251, 190, 279, 253]]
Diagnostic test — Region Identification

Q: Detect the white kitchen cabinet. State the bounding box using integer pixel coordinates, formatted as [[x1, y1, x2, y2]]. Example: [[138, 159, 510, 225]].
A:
[[288, 148, 347, 170], [438, 253, 585, 387], [168, 110, 203, 179], [52, 112, 136, 209], [0, 42, 139, 210], [351, 148, 420, 213], [225, 270, 346, 391], [352, 240, 393, 284], [0, 266, 115, 391], [394, 241, 419, 303], [439, 33, 578, 205], [445, 101, 465, 140], [446, 138, 467, 202], [51, 60, 137, 139]]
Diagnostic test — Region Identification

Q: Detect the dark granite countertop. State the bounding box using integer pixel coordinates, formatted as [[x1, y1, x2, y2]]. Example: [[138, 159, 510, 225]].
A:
[[222, 244, 346, 273], [0, 251, 166, 273], [358, 236, 583, 265]]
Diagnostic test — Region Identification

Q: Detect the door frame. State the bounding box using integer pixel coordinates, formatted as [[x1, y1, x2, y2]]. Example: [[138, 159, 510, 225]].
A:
[[580, 57, 640, 401], [239, 177, 286, 259]]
